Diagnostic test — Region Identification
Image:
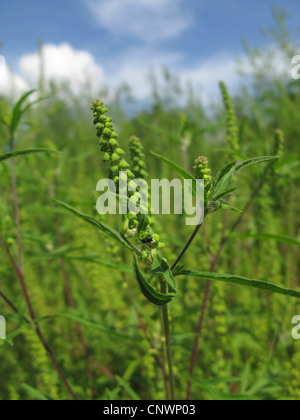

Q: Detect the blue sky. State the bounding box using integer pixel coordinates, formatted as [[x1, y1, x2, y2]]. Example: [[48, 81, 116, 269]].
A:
[[1, 0, 300, 100]]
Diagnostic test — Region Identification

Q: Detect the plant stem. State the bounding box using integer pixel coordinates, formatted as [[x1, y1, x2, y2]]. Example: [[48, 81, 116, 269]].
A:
[[9, 159, 23, 269], [0, 289, 31, 324], [171, 222, 203, 272], [161, 279, 175, 400]]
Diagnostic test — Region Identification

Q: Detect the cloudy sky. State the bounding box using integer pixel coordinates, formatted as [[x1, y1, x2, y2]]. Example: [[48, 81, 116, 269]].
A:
[[1, 0, 300, 101]]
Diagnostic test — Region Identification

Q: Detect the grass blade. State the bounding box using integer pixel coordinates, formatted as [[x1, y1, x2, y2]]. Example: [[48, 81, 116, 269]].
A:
[[0, 148, 59, 162]]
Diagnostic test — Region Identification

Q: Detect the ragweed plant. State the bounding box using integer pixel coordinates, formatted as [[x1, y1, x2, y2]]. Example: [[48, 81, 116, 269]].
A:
[[53, 98, 300, 401]]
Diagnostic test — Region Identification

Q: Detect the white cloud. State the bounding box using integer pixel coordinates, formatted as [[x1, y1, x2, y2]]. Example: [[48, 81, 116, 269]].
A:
[[1, 41, 293, 108], [180, 54, 240, 104], [0, 56, 29, 99], [19, 43, 104, 95], [86, 0, 193, 42]]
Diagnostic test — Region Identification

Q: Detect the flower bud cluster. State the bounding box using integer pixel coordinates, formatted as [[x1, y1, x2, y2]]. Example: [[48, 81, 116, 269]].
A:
[[220, 81, 240, 153], [91, 101, 164, 260], [129, 136, 148, 180]]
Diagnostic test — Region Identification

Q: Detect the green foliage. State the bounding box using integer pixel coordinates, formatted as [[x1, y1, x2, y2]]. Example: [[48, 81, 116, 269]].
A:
[[1, 18, 300, 401], [0, 149, 59, 162], [178, 270, 300, 300]]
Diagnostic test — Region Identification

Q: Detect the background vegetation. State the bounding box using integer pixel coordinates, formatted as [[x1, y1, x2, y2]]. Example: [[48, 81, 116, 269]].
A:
[[0, 14, 300, 400]]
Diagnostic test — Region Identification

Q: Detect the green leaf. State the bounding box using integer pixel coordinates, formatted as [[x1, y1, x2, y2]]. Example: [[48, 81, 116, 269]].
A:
[[116, 376, 141, 401], [65, 255, 133, 274], [151, 151, 202, 200], [151, 254, 177, 294], [212, 186, 237, 201], [133, 254, 176, 306], [53, 200, 132, 251], [0, 148, 59, 163], [22, 384, 52, 401], [178, 270, 300, 300], [214, 161, 236, 185], [10, 90, 36, 135], [221, 204, 243, 213], [234, 156, 280, 174], [212, 156, 280, 202], [22, 95, 49, 114], [137, 214, 150, 234], [234, 232, 300, 247], [212, 168, 236, 201]]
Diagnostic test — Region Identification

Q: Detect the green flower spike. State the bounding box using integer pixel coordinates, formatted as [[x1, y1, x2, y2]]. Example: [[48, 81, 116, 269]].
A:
[[220, 81, 240, 153], [91, 101, 163, 260], [91, 100, 133, 188], [193, 156, 212, 186], [273, 129, 284, 158], [193, 156, 213, 206], [129, 136, 148, 180]]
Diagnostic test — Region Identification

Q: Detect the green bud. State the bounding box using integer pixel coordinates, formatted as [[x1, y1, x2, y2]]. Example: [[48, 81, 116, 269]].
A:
[[103, 153, 110, 162], [119, 160, 130, 170], [103, 128, 112, 137], [127, 170, 135, 179], [109, 139, 118, 148], [153, 234, 160, 243], [111, 153, 120, 162], [110, 165, 119, 174], [116, 148, 125, 156], [128, 212, 137, 220]]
